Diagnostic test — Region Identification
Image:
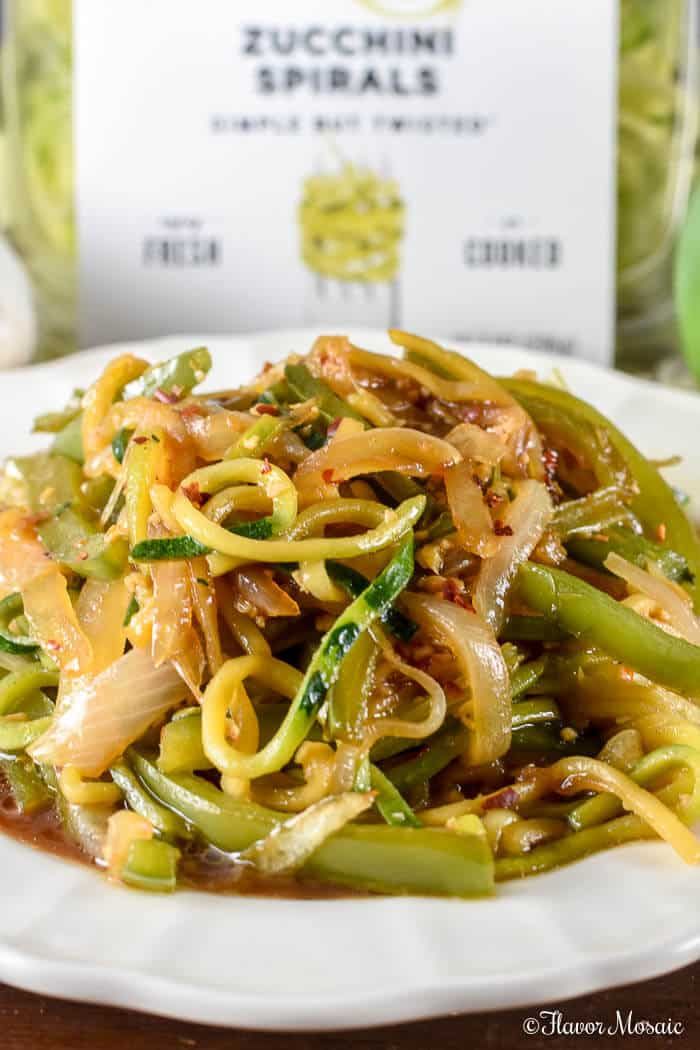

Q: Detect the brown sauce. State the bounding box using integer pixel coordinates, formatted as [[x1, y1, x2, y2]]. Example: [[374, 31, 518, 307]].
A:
[[0, 774, 357, 899]]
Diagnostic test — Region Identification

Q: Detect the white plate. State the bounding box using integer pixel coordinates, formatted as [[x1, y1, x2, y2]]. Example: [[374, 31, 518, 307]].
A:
[[0, 329, 699, 1032]]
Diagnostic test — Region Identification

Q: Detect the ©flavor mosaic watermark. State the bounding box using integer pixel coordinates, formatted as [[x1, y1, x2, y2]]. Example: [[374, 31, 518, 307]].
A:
[[522, 1008, 685, 1039]]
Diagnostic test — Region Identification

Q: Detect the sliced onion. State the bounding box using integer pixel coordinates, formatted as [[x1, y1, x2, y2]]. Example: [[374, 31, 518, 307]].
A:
[[474, 479, 552, 632], [0, 509, 52, 598], [294, 427, 459, 505], [182, 408, 249, 462], [240, 791, 375, 875], [403, 593, 511, 765], [363, 631, 446, 747], [232, 566, 300, 619], [444, 422, 506, 467], [23, 569, 93, 675], [151, 559, 193, 667], [188, 559, 223, 673], [75, 579, 129, 675], [444, 461, 498, 558], [549, 755, 700, 865], [29, 646, 187, 776], [605, 552, 700, 646]]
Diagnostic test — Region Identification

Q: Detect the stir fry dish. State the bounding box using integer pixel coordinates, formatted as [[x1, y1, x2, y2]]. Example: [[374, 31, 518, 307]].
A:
[[0, 331, 699, 897]]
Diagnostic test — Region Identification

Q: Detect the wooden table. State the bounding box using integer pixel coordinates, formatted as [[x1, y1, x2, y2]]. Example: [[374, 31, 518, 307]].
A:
[[1, 963, 697, 1049]]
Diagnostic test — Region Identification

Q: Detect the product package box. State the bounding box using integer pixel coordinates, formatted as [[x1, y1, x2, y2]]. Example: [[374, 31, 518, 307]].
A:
[[73, 0, 618, 362]]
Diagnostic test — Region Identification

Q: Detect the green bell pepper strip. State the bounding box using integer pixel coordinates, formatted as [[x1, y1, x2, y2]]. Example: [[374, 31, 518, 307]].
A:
[[121, 839, 180, 893], [0, 668, 59, 716], [0, 756, 52, 814], [552, 486, 636, 538], [517, 562, 700, 698], [204, 537, 416, 780], [55, 349, 213, 468], [503, 378, 700, 608], [224, 415, 287, 460], [132, 753, 493, 896], [11, 453, 127, 579], [284, 363, 366, 425], [0, 716, 53, 753], [0, 595, 39, 655], [500, 615, 566, 643], [510, 657, 547, 700], [326, 561, 418, 642], [385, 721, 469, 793], [122, 347, 212, 401], [111, 758, 192, 840], [495, 812, 656, 880], [157, 711, 210, 774], [566, 526, 690, 583], [509, 725, 601, 756], [52, 415, 85, 464], [38, 506, 128, 581], [511, 698, 561, 729], [369, 763, 421, 828]]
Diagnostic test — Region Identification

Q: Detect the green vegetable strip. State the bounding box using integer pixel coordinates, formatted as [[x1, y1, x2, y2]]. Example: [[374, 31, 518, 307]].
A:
[[385, 722, 469, 792], [112, 427, 132, 465], [132, 754, 493, 897], [326, 560, 418, 641], [123, 347, 212, 400], [503, 378, 700, 607], [121, 839, 180, 893], [511, 698, 561, 729], [157, 713, 210, 774], [38, 506, 128, 580], [131, 536, 211, 562], [566, 526, 690, 582], [0, 668, 59, 716], [370, 764, 421, 828], [0, 756, 51, 814], [568, 744, 700, 832], [494, 812, 656, 880], [224, 415, 286, 460], [0, 716, 53, 753], [517, 561, 700, 698], [284, 363, 366, 425], [111, 757, 191, 840], [500, 615, 566, 643], [0, 595, 38, 655], [510, 657, 547, 700], [552, 486, 636, 538], [209, 537, 416, 780], [52, 415, 84, 464]]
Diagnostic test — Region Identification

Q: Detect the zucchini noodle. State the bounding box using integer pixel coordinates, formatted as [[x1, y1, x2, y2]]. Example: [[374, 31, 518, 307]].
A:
[[1, 334, 699, 897]]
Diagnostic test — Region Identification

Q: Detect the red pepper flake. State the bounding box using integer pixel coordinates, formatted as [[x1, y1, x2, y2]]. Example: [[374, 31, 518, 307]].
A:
[[326, 418, 343, 439], [260, 457, 272, 475], [45, 640, 61, 653], [77, 551, 89, 561], [254, 402, 279, 417], [619, 666, 635, 682], [656, 523, 667, 542], [132, 435, 148, 445], [322, 468, 336, 485], [181, 482, 206, 507], [494, 521, 514, 537], [153, 387, 179, 405], [485, 490, 505, 509]]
